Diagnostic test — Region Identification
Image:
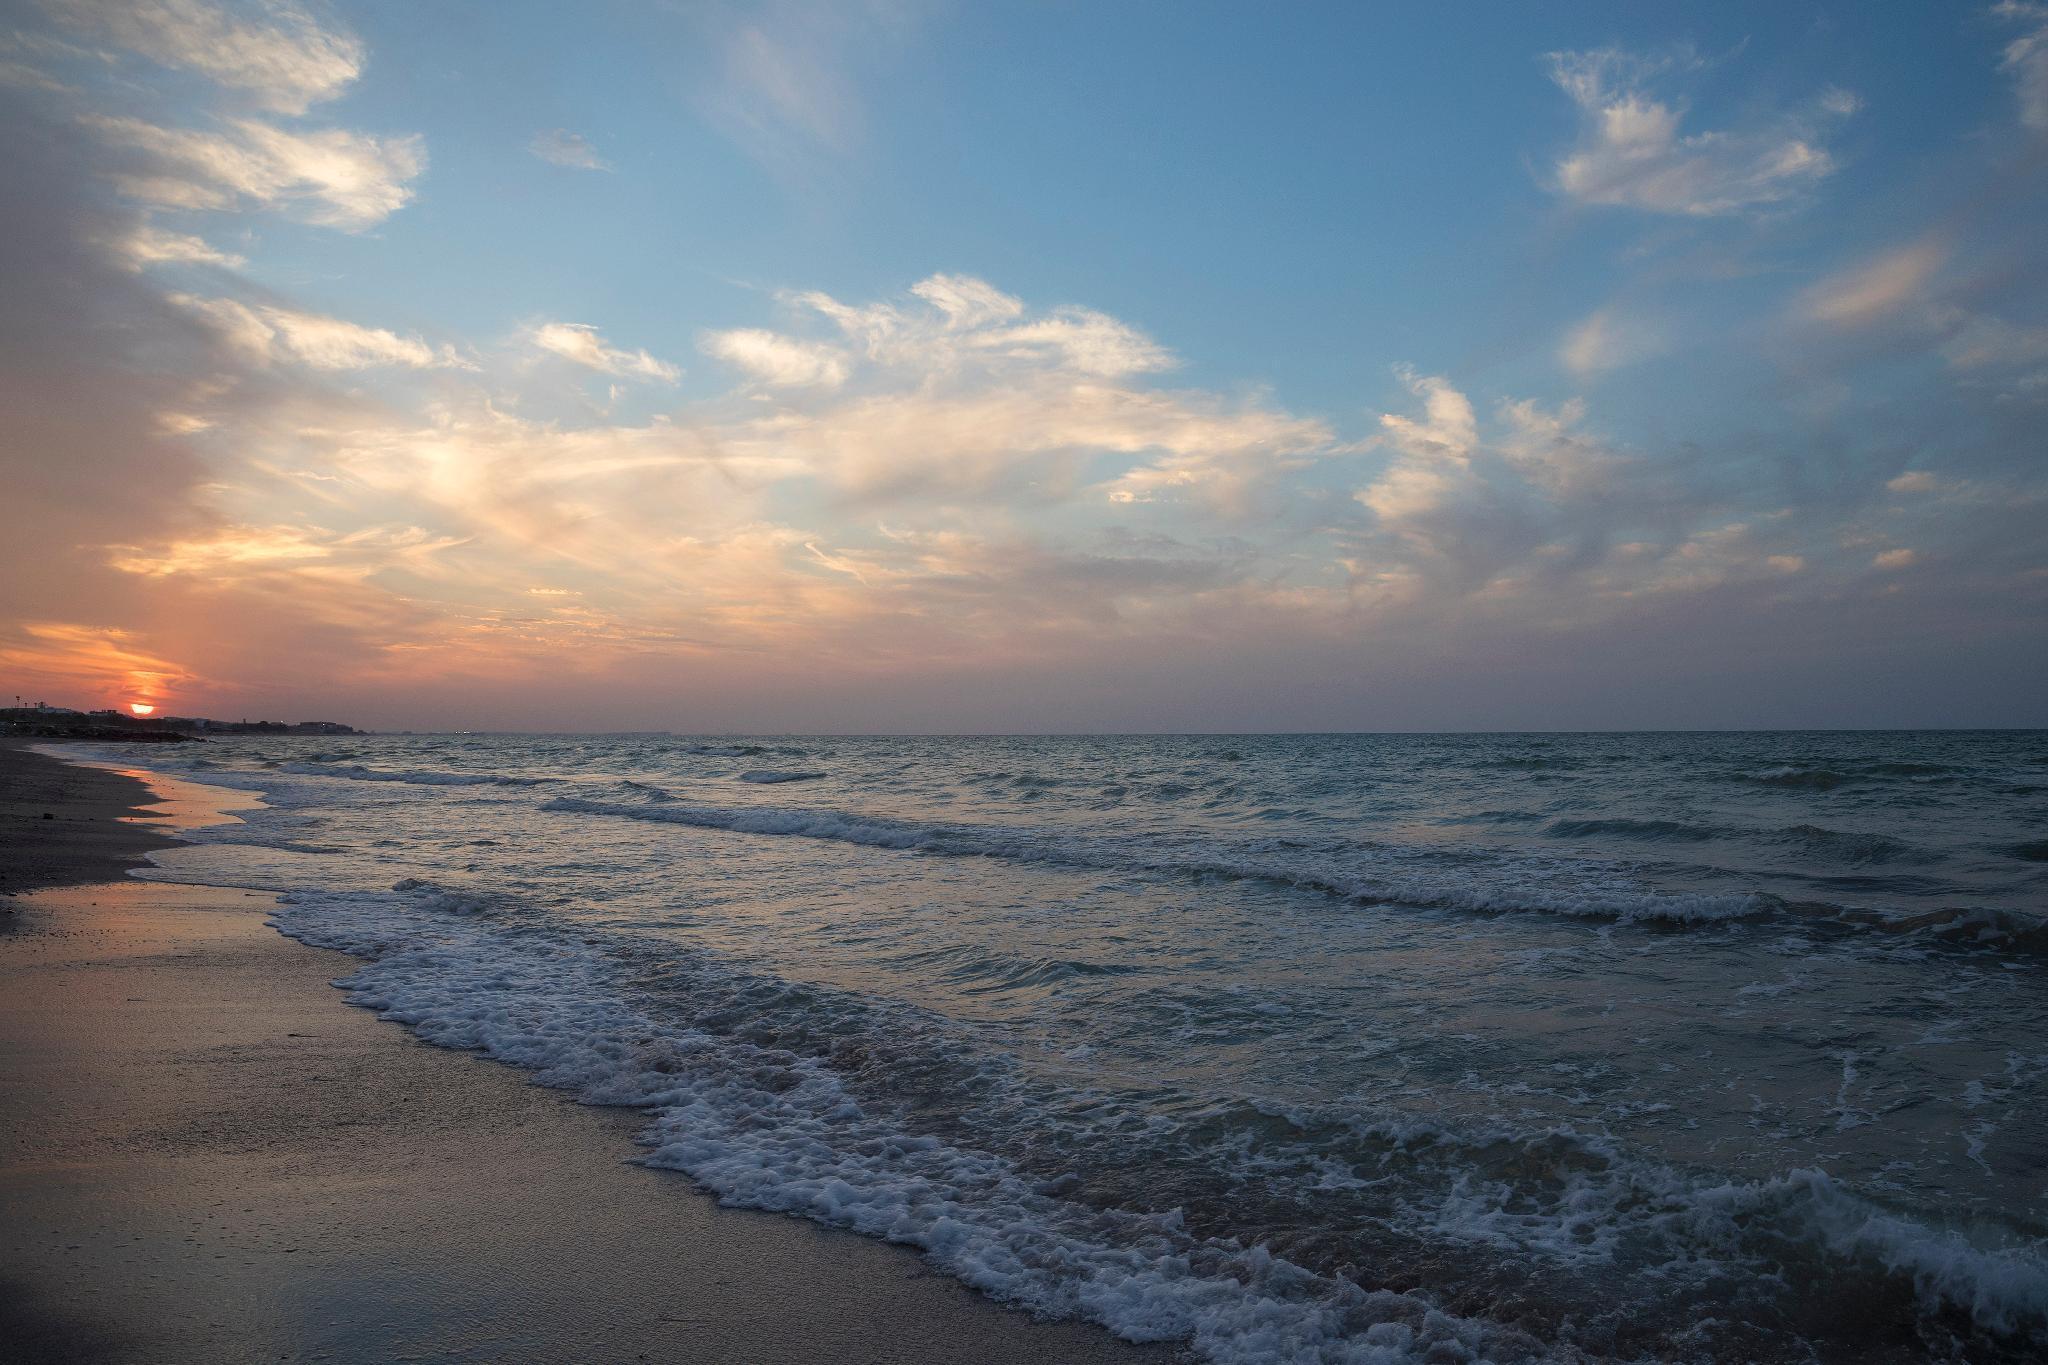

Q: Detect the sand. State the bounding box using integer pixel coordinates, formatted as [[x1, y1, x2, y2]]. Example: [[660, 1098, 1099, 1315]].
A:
[[0, 742, 1173, 1364]]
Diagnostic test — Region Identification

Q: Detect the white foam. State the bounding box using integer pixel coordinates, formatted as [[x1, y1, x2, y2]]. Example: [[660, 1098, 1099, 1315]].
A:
[[253, 879, 2048, 1359], [267, 881, 1545, 1364]]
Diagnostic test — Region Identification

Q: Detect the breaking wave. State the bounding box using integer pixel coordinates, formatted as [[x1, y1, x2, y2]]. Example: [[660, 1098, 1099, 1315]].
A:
[[279, 760, 559, 788], [264, 879, 2048, 1362], [541, 795, 1766, 926]]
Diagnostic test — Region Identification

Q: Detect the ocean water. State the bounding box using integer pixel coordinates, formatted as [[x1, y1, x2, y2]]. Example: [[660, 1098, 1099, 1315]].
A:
[[85, 731, 2048, 1363]]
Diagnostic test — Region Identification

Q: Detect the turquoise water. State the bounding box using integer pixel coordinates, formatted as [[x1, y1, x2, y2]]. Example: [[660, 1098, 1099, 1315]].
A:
[[105, 731, 2048, 1362]]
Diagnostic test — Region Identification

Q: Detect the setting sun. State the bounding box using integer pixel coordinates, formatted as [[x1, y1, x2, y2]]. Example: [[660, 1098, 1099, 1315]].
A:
[[128, 702, 155, 716]]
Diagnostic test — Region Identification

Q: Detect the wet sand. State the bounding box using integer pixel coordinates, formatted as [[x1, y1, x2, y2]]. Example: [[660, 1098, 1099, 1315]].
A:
[[0, 743, 1172, 1363]]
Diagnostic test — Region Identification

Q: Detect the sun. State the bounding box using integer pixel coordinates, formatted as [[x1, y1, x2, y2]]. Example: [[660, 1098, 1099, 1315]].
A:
[[128, 702, 156, 716]]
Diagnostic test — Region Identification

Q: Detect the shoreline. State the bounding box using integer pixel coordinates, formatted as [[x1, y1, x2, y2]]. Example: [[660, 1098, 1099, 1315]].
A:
[[0, 742, 1174, 1364]]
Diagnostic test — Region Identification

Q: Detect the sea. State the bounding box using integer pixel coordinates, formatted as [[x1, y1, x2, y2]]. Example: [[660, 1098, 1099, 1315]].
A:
[[78, 730, 2048, 1363]]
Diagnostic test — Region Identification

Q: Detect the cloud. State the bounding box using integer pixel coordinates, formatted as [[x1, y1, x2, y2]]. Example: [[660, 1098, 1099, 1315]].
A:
[[87, 114, 425, 229], [529, 128, 609, 171], [0, 621, 196, 704], [696, 2, 910, 178], [528, 322, 679, 382], [701, 327, 849, 388], [171, 294, 470, 369], [1545, 48, 1852, 215], [1887, 471, 1941, 494], [744, 380, 1326, 507], [1995, 1, 2048, 131], [1559, 307, 1668, 375], [1353, 369, 1792, 603], [1800, 239, 1948, 327], [688, 277, 1310, 508], [42, 0, 364, 114], [1792, 234, 2048, 396], [1941, 312, 2048, 378], [791, 273, 1177, 379], [111, 221, 244, 269], [911, 273, 1025, 328], [1873, 547, 1920, 569], [108, 522, 467, 579], [1360, 367, 1478, 521]]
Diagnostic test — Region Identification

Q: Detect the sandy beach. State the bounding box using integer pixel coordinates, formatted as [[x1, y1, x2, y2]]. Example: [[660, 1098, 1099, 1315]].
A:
[[0, 743, 1170, 1364]]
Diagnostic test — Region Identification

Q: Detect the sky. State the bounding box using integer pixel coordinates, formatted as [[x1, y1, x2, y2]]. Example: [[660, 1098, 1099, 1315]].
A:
[[1, 0, 2045, 733]]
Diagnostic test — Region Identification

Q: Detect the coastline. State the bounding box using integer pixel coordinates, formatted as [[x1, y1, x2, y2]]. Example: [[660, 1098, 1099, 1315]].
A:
[[0, 742, 1173, 1364]]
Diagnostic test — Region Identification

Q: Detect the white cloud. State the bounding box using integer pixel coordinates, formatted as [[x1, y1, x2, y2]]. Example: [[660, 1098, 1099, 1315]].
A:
[[112, 222, 244, 269], [172, 295, 469, 370], [1359, 368, 1479, 522], [792, 273, 1177, 380], [529, 129, 609, 171], [1995, 1, 2048, 131], [1886, 471, 1941, 494], [88, 114, 425, 229], [732, 379, 1326, 506], [529, 322, 679, 383], [911, 274, 1026, 328], [44, 0, 364, 114], [700, 328, 848, 388], [1873, 547, 1920, 569], [976, 308, 1175, 378], [1546, 48, 1851, 215]]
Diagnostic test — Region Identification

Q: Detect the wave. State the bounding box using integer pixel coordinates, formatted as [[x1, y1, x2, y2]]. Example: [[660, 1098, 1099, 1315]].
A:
[[738, 769, 826, 784], [1478, 755, 1590, 772], [677, 742, 811, 758], [265, 880, 2048, 1361], [542, 795, 2048, 949], [541, 795, 1765, 926], [1545, 817, 1718, 842], [892, 941, 1144, 992], [268, 882, 1562, 1363], [279, 760, 558, 788], [1736, 760, 1969, 792], [1544, 818, 1938, 866], [1744, 766, 1854, 791]]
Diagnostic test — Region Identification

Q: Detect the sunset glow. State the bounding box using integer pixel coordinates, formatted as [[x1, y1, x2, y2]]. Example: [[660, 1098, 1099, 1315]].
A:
[[128, 703, 156, 717], [0, 3, 2043, 731]]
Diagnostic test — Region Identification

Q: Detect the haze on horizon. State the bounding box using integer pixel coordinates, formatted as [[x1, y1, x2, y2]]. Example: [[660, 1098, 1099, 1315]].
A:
[[2, 0, 2045, 735]]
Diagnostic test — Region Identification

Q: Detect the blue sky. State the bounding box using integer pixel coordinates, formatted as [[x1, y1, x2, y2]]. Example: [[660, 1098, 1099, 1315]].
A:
[[1, 1, 2044, 730]]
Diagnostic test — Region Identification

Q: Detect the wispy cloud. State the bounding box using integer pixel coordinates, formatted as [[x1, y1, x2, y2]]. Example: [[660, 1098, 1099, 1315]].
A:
[[171, 294, 471, 370], [701, 327, 848, 388], [1995, 1, 2048, 131], [529, 128, 609, 171], [1800, 239, 1948, 327], [41, 0, 364, 114], [1559, 306, 1668, 375], [111, 221, 244, 269], [1545, 48, 1854, 215], [88, 114, 424, 229], [528, 322, 679, 382], [692, 0, 923, 183]]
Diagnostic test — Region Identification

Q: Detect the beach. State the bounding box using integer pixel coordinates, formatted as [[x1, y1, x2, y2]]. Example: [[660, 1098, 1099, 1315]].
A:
[[0, 742, 1168, 1364]]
